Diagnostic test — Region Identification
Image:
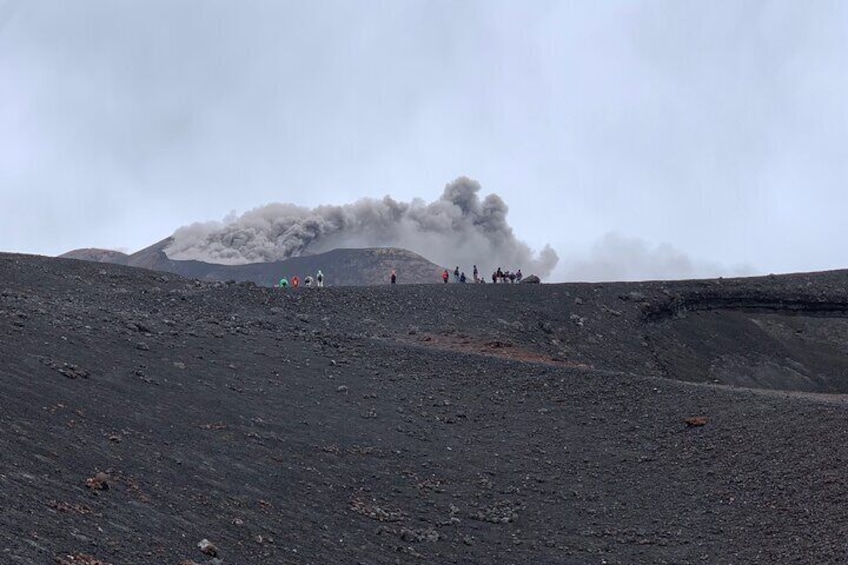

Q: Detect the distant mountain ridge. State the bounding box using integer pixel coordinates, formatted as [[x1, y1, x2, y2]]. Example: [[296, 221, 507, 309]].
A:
[[60, 238, 445, 286], [60, 248, 130, 264]]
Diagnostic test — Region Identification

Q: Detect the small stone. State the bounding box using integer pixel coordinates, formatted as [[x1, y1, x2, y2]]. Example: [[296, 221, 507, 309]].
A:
[[85, 472, 110, 491], [684, 417, 708, 427], [197, 539, 218, 557], [55, 553, 114, 565]]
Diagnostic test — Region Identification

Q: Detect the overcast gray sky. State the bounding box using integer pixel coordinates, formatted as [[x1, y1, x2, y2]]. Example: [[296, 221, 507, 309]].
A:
[[2, 1, 847, 281]]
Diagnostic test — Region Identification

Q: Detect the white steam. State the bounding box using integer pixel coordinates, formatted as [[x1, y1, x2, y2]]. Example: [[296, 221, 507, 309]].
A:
[[560, 232, 756, 282], [165, 177, 559, 277]]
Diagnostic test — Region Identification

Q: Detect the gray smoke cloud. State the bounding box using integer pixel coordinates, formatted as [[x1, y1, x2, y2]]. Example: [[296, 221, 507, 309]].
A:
[[560, 232, 755, 282], [166, 177, 559, 277]]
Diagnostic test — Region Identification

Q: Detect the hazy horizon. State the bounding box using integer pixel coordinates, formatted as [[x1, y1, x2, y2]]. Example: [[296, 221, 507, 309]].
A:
[[3, 2, 847, 281]]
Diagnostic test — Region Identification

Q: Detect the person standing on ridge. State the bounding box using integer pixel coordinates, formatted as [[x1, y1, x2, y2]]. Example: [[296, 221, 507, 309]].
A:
[[316, 270, 324, 287], [473, 265, 478, 282], [460, 272, 467, 283], [390, 269, 397, 285], [292, 276, 300, 288], [442, 269, 449, 284], [279, 277, 288, 289], [453, 266, 460, 282], [304, 275, 313, 287]]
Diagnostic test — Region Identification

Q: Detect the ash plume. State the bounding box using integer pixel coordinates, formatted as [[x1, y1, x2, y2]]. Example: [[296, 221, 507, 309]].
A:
[[165, 177, 559, 277]]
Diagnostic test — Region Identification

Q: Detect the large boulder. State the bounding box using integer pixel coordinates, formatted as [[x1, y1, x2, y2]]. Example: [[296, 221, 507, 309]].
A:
[[521, 274, 541, 284]]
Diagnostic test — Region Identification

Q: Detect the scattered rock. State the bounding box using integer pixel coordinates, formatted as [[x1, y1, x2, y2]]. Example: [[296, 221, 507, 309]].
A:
[[128, 321, 153, 334], [601, 305, 623, 317], [41, 358, 90, 379], [521, 275, 541, 284], [54, 553, 113, 565], [471, 501, 523, 524], [198, 422, 227, 431], [400, 527, 440, 543], [684, 417, 708, 427], [497, 319, 525, 331], [84, 472, 110, 491], [47, 500, 93, 515], [350, 497, 405, 522], [197, 539, 218, 557]]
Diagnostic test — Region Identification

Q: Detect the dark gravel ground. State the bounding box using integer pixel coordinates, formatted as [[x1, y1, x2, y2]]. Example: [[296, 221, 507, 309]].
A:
[[3, 254, 848, 564]]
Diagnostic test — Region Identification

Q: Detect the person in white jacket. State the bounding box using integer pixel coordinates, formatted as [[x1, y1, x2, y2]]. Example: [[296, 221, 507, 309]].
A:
[[316, 270, 324, 287]]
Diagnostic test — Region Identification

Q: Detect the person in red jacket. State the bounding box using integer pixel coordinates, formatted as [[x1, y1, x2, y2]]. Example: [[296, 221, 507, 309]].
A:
[[442, 269, 449, 284], [292, 276, 300, 288]]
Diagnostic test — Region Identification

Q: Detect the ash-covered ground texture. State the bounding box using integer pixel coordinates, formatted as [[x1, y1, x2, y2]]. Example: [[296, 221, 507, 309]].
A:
[[3, 253, 848, 564]]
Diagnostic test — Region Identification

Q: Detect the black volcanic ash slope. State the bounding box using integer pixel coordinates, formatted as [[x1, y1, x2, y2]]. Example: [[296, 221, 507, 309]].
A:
[[2, 253, 848, 564], [61, 239, 446, 287]]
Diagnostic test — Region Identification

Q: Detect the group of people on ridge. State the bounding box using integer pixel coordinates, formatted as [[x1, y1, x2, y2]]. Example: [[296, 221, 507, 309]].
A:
[[278, 265, 523, 287], [279, 269, 324, 289], [441, 265, 522, 284], [491, 267, 523, 284], [442, 265, 470, 283]]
